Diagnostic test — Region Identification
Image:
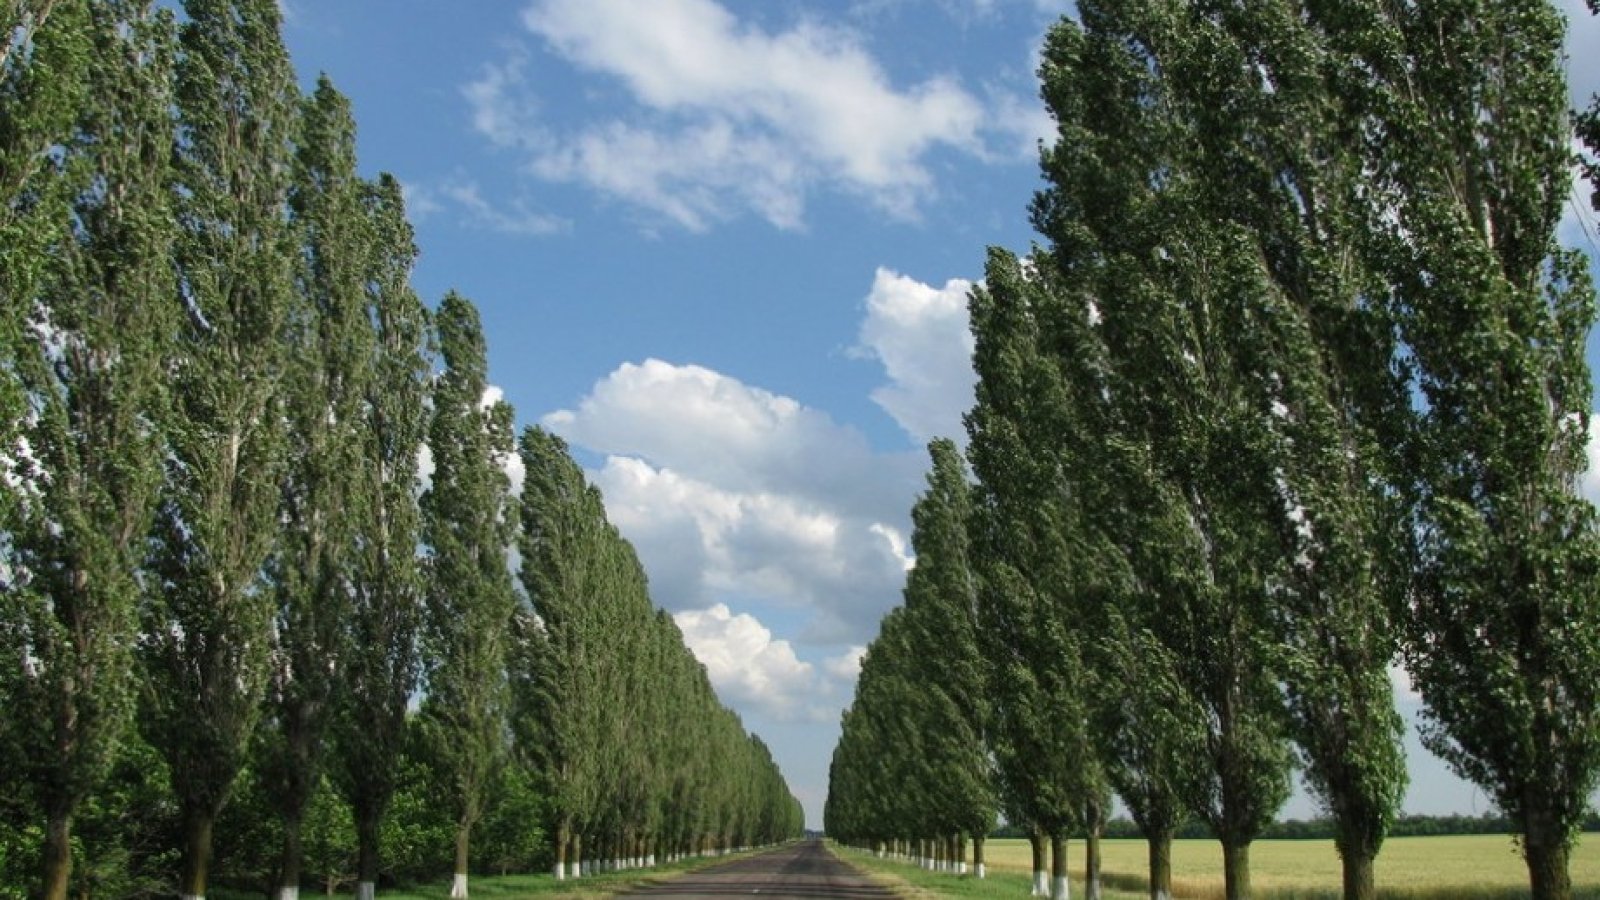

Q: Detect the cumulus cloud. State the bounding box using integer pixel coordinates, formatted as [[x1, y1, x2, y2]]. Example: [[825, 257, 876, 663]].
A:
[[855, 268, 977, 446], [588, 450, 910, 643], [544, 360, 921, 644], [544, 358, 920, 520], [674, 603, 830, 720], [464, 0, 1035, 230], [822, 645, 868, 683]]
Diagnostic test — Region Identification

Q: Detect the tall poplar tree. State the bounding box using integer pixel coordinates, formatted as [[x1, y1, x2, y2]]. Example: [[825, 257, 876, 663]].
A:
[[140, 2, 299, 897], [965, 274, 1106, 900], [1022, 16, 1298, 897], [419, 293, 518, 900], [332, 172, 430, 900], [259, 75, 374, 900], [1362, 4, 1600, 897], [0, 0, 90, 537], [513, 426, 617, 879], [3, 5, 176, 898], [976, 246, 1205, 900], [1118, 7, 1414, 897], [902, 439, 995, 877]]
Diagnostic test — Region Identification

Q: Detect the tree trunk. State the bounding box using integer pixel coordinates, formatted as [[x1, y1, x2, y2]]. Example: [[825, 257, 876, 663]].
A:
[[180, 806, 215, 900], [42, 804, 72, 900], [450, 823, 469, 899], [278, 815, 303, 900], [1147, 829, 1173, 900], [1340, 844, 1376, 900], [1050, 833, 1070, 900], [974, 834, 986, 879], [1221, 839, 1251, 900], [1030, 830, 1046, 897], [355, 806, 380, 900], [554, 822, 568, 879], [1085, 827, 1102, 900], [571, 833, 583, 878], [1524, 833, 1572, 900]]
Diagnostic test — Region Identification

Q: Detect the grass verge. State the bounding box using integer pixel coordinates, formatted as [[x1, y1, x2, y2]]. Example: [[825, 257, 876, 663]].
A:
[[830, 842, 1146, 900], [211, 848, 772, 900]]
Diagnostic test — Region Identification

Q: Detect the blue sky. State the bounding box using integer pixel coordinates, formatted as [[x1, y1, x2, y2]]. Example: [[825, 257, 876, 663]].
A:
[[277, 0, 1600, 829]]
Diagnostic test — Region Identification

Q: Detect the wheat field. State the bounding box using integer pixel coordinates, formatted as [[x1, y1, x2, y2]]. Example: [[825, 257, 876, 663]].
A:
[[978, 835, 1599, 899]]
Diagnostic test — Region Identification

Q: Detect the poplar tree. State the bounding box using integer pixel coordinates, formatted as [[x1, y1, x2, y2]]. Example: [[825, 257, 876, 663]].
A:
[[1023, 17, 1299, 900], [1361, 4, 1600, 897], [419, 293, 517, 900], [140, 2, 299, 897], [902, 439, 995, 877], [976, 248, 1204, 900], [0, 0, 90, 536], [513, 426, 611, 879], [966, 252, 1111, 900], [3, 5, 176, 898], [332, 172, 430, 900], [1115, 7, 1414, 897], [259, 75, 373, 900]]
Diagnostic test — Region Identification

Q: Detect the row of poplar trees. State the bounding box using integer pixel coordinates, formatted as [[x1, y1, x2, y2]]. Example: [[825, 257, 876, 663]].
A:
[[828, 2, 1600, 900], [0, 3, 802, 900]]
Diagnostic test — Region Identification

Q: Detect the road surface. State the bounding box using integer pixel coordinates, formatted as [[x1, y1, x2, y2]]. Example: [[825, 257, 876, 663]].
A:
[[623, 839, 897, 898]]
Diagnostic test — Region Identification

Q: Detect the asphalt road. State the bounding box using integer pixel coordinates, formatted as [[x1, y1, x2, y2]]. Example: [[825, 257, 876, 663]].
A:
[[622, 839, 897, 899]]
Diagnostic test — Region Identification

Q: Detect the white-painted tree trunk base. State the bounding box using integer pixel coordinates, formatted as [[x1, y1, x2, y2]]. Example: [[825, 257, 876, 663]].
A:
[[1153, 891, 1172, 900], [958, 862, 968, 875], [1052, 874, 1069, 900], [553, 862, 565, 880], [181, 894, 204, 900], [277, 886, 299, 900], [1033, 870, 1048, 896], [450, 873, 468, 898], [976, 863, 986, 879], [357, 881, 375, 900]]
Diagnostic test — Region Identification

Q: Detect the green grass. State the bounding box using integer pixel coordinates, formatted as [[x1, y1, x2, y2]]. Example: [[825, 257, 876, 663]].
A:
[[210, 849, 769, 900], [832, 842, 1146, 900]]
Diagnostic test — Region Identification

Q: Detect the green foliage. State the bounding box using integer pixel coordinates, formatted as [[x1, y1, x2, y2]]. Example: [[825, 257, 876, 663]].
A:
[[420, 292, 519, 880], [0, 3, 805, 895], [477, 765, 547, 877], [1, 3, 180, 896], [258, 70, 380, 893], [331, 168, 432, 889], [138, 0, 301, 894], [515, 426, 803, 872]]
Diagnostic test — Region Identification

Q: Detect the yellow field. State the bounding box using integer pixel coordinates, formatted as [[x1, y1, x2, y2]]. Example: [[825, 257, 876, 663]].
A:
[[982, 835, 1600, 899]]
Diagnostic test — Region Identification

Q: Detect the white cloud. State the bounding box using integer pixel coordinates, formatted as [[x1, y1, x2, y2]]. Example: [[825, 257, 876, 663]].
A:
[[822, 645, 868, 683], [674, 603, 829, 720], [405, 176, 567, 237], [545, 359, 921, 644], [855, 268, 977, 446], [589, 453, 910, 642], [465, 0, 1033, 230], [544, 358, 919, 519]]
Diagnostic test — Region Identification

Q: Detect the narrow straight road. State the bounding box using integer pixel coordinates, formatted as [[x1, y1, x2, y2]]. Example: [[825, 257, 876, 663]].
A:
[[622, 839, 897, 899]]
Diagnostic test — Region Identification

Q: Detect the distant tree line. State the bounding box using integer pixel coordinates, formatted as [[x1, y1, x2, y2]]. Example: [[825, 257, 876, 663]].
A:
[[0, 4, 802, 900], [827, 3, 1600, 900]]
